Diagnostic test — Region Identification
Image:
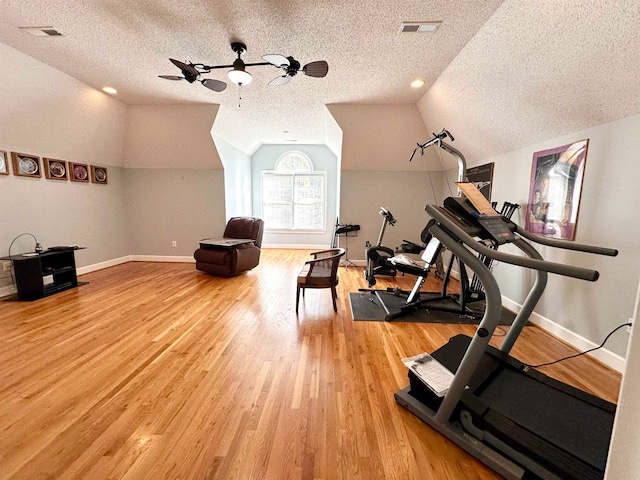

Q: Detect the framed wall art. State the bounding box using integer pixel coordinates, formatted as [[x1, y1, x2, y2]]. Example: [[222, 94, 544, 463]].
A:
[[524, 139, 588, 240], [69, 162, 90, 183], [90, 165, 108, 184], [43, 158, 69, 181], [466, 162, 494, 201], [0, 150, 9, 175], [11, 152, 41, 178]]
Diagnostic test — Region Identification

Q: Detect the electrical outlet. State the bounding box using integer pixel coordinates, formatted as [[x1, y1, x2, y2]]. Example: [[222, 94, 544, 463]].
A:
[[172, 241, 177, 247], [2, 261, 11, 272], [627, 323, 633, 334]]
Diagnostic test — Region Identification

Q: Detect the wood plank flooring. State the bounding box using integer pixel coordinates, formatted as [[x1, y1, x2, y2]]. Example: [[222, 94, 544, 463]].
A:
[[0, 249, 621, 479]]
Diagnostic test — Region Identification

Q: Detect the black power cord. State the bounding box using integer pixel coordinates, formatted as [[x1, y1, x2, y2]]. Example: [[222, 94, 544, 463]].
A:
[[6, 233, 42, 294], [526, 322, 632, 369]]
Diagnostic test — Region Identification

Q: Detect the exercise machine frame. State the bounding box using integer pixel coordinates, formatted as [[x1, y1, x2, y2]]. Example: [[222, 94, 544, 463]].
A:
[[395, 199, 618, 480], [364, 207, 398, 286]]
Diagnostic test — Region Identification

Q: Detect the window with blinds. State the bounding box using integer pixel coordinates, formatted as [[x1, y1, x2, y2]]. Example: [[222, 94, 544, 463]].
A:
[[262, 152, 326, 231]]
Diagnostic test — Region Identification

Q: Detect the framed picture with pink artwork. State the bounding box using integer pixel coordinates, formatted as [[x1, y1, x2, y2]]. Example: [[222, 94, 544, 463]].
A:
[[525, 139, 589, 240], [69, 162, 90, 183]]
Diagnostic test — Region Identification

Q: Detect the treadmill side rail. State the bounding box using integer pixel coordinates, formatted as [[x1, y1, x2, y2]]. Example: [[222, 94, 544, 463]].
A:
[[395, 387, 527, 480]]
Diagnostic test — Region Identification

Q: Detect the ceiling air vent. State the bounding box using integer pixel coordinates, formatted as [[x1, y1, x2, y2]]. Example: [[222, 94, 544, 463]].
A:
[[400, 22, 442, 33], [19, 26, 64, 37]]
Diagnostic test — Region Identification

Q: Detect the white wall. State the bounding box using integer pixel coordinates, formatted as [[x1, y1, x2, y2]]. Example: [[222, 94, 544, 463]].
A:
[[0, 43, 127, 168], [214, 135, 252, 219], [605, 276, 640, 479], [328, 104, 450, 260], [252, 144, 338, 247], [124, 168, 226, 256], [474, 113, 640, 360], [0, 42, 129, 290], [327, 104, 432, 171], [1, 43, 226, 294], [122, 104, 227, 258], [124, 104, 221, 169], [339, 170, 445, 261]]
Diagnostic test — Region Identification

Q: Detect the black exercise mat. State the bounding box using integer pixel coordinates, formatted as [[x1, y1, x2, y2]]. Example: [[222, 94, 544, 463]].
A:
[[349, 290, 517, 325]]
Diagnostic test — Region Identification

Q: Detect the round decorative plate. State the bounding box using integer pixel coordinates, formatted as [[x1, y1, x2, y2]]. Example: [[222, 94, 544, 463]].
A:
[[19, 157, 38, 174], [74, 165, 88, 180], [50, 161, 66, 178], [94, 168, 106, 182]]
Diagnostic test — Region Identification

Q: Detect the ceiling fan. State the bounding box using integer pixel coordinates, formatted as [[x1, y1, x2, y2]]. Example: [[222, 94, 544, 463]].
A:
[[159, 42, 328, 93]]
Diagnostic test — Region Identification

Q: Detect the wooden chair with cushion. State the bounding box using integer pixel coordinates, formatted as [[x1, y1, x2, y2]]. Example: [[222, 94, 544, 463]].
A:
[[296, 248, 345, 313]]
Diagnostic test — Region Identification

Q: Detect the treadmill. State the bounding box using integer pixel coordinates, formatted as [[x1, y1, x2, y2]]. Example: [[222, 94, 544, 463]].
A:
[[395, 193, 619, 480]]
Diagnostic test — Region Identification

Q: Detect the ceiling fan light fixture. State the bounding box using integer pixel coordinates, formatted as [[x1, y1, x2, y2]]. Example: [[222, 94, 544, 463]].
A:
[[162, 43, 327, 92], [228, 68, 252, 85], [228, 58, 252, 85]]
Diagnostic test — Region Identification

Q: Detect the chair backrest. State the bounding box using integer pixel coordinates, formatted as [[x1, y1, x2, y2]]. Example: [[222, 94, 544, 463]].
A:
[[420, 237, 443, 265], [224, 217, 265, 247], [420, 218, 438, 245], [308, 248, 345, 284]]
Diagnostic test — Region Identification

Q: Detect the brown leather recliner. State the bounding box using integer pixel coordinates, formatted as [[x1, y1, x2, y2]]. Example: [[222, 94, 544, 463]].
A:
[[194, 217, 265, 277]]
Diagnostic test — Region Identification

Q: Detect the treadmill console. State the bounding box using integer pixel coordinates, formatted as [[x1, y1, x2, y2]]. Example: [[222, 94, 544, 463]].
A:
[[443, 197, 515, 245]]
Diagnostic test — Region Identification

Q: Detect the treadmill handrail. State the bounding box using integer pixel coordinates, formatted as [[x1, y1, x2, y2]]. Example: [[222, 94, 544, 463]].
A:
[[425, 205, 600, 282], [515, 225, 618, 256]]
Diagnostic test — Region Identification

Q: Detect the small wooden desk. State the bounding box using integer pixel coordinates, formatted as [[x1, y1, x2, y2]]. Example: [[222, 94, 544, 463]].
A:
[[2, 247, 85, 300]]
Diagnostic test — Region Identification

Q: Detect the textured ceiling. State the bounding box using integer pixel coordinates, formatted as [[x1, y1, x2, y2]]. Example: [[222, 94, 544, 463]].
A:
[[0, 0, 503, 153], [3, 1, 639, 162], [418, 0, 640, 163]]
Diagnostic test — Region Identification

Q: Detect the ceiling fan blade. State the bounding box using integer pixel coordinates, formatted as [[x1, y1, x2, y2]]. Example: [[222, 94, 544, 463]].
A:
[[269, 74, 292, 86], [169, 58, 200, 77], [262, 54, 290, 68], [159, 75, 185, 81], [303, 60, 328, 78], [201, 78, 227, 92]]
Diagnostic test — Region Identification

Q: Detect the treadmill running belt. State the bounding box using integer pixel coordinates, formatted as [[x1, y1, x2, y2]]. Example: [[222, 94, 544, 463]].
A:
[[477, 368, 614, 471]]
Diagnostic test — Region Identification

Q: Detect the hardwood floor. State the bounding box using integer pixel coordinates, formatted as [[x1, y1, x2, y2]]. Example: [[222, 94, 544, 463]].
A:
[[0, 249, 621, 479]]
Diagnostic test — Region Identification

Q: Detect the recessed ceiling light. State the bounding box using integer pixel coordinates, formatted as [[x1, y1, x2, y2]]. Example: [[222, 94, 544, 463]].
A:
[[411, 79, 425, 88], [102, 87, 117, 94]]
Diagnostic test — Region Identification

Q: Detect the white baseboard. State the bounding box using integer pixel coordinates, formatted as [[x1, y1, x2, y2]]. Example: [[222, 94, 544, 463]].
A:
[[502, 296, 625, 373], [129, 255, 195, 263], [0, 284, 16, 298], [263, 244, 332, 250], [76, 255, 132, 275]]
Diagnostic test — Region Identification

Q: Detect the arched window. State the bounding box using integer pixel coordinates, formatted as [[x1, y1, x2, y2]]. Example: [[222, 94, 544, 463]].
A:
[[262, 151, 326, 231], [275, 152, 312, 173]]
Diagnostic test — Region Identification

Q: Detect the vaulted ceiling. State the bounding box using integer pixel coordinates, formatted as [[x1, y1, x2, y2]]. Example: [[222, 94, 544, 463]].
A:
[[1, 1, 639, 161]]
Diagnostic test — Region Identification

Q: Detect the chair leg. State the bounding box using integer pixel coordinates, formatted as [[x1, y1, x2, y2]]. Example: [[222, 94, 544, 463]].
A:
[[296, 286, 300, 314], [331, 286, 338, 312]]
